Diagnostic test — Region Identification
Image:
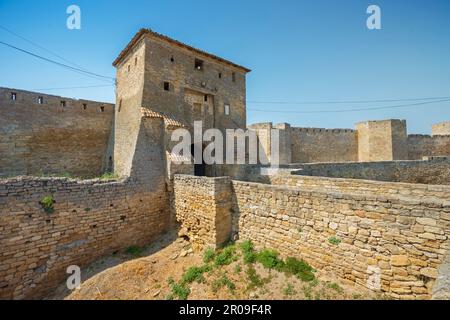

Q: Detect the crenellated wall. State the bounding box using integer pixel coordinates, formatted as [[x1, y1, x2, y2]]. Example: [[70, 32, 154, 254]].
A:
[[407, 134, 450, 160], [290, 127, 358, 163], [0, 88, 114, 178]]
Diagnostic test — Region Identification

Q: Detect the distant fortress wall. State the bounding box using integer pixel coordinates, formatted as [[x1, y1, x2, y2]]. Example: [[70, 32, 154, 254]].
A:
[[251, 120, 450, 164], [0, 87, 115, 178]]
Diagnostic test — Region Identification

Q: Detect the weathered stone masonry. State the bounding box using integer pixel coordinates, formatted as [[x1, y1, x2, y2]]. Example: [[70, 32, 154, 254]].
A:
[[0, 87, 114, 178], [0, 176, 169, 300], [174, 174, 450, 299]]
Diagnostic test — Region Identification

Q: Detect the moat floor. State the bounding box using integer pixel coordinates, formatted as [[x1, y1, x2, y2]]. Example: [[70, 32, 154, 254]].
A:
[[47, 232, 378, 300]]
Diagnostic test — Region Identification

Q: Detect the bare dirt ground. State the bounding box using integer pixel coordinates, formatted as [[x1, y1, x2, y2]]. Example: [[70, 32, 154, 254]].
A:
[[47, 232, 379, 300]]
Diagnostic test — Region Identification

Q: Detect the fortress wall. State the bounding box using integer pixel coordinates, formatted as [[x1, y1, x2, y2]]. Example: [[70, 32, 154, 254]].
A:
[[0, 176, 169, 300], [0, 88, 114, 178], [269, 174, 450, 200], [173, 175, 232, 252], [432, 122, 450, 136], [231, 180, 450, 299], [288, 159, 450, 185], [407, 134, 450, 160], [290, 127, 358, 163]]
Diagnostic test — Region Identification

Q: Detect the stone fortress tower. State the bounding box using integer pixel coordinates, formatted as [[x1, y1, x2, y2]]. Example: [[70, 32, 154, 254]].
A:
[[111, 29, 251, 178]]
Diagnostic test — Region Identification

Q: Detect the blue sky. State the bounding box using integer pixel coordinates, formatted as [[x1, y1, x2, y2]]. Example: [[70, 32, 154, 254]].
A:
[[0, 0, 449, 134]]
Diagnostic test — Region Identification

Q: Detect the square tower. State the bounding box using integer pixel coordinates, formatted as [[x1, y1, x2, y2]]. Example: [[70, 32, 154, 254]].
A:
[[356, 119, 407, 162], [112, 29, 251, 177]]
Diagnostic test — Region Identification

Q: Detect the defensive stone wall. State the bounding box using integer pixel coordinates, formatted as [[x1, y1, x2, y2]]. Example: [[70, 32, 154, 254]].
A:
[[0, 87, 114, 178], [290, 127, 358, 163], [270, 174, 450, 200], [432, 122, 450, 136], [231, 180, 449, 299], [0, 176, 169, 300], [289, 159, 450, 185], [173, 175, 232, 251], [407, 134, 450, 160], [172, 174, 449, 299]]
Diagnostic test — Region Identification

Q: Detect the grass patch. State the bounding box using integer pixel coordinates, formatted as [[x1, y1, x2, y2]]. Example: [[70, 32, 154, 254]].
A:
[[181, 265, 211, 284], [246, 265, 265, 290], [203, 247, 215, 264], [283, 257, 315, 282], [99, 172, 118, 180], [39, 195, 55, 214], [214, 245, 237, 266], [328, 237, 341, 245], [256, 249, 284, 271], [240, 240, 257, 264], [212, 275, 236, 293], [283, 284, 296, 296], [125, 245, 143, 257], [328, 282, 343, 294], [167, 277, 190, 300], [234, 264, 242, 274]]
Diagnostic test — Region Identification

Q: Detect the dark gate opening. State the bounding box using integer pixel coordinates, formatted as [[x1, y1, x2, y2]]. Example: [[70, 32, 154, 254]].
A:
[[191, 144, 206, 177]]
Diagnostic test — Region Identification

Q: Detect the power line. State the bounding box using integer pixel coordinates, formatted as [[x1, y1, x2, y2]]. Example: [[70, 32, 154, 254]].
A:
[[0, 41, 116, 83], [30, 84, 114, 91], [248, 96, 450, 105], [248, 98, 450, 114], [0, 25, 88, 71]]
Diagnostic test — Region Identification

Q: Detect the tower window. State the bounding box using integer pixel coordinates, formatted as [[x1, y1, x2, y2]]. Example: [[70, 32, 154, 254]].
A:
[[232, 72, 236, 82], [195, 59, 204, 71], [11, 92, 17, 101], [118, 99, 122, 112], [61, 101, 66, 107], [164, 82, 170, 91], [82, 103, 87, 110], [127, 65, 130, 72], [224, 104, 230, 116], [218, 72, 222, 79], [204, 95, 208, 102], [100, 106, 105, 112], [134, 57, 138, 66], [170, 55, 174, 62], [38, 97, 43, 104]]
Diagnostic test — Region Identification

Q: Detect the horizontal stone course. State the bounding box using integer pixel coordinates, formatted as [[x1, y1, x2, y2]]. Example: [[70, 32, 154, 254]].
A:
[[0, 176, 169, 299]]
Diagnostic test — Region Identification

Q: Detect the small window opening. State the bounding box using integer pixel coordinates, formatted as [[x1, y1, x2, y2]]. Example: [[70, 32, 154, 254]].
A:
[[232, 72, 236, 82], [164, 82, 170, 91], [204, 95, 208, 102], [127, 65, 130, 72], [118, 99, 122, 112], [82, 103, 87, 110], [218, 72, 222, 79], [170, 55, 174, 62], [224, 104, 230, 116], [60, 101, 66, 107], [100, 106, 105, 112], [134, 57, 138, 66], [195, 58, 204, 71], [11, 92, 17, 101], [38, 97, 43, 104]]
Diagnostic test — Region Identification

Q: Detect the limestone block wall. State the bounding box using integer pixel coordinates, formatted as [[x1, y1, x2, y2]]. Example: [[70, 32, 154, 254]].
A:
[[356, 120, 408, 162], [432, 122, 450, 136], [407, 135, 450, 160], [231, 180, 450, 299], [173, 175, 232, 251], [288, 159, 450, 185], [269, 175, 450, 200], [290, 127, 358, 163], [0, 176, 169, 300], [0, 88, 114, 178]]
